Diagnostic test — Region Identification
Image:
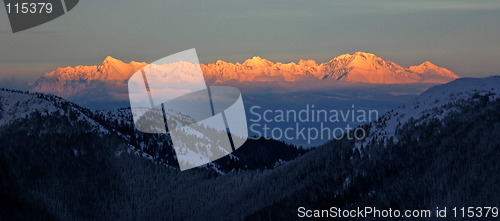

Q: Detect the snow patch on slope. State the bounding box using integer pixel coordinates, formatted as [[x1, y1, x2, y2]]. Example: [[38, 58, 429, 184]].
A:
[[355, 76, 500, 150]]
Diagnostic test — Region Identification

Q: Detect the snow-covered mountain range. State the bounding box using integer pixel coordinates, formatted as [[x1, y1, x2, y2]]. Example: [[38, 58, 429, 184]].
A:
[[203, 52, 459, 83], [32, 52, 459, 100]]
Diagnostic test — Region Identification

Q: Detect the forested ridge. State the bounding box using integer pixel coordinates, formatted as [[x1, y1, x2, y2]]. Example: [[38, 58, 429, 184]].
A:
[[0, 88, 498, 220]]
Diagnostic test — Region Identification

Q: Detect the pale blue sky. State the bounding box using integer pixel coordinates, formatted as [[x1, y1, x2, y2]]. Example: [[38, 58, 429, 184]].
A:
[[1, 0, 499, 88]]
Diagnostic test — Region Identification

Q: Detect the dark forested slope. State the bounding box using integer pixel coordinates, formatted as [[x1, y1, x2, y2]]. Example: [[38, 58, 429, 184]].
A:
[[0, 78, 499, 220]]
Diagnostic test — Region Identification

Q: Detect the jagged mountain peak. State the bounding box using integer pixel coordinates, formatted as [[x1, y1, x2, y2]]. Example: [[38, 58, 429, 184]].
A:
[[101, 56, 146, 67], [94, 56, 145, 82], [214, 60, 230, 65], [421, 61, 436, 66], [323, 52, 416, 83], [333, 51, 378, 61], [102, 56, 123, 64], [297, 59, 318, 67], [408, 61, 459, 80], [242, 56, 273, 67], [350, 51, 378, 59], [328, 52, 400, 72], [409, 61, 441, 71], [353, 51, 375, 56]]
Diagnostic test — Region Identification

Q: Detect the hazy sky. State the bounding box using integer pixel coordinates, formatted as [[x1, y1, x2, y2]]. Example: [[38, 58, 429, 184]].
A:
[[1, 0, 499, 89]]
